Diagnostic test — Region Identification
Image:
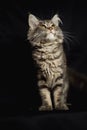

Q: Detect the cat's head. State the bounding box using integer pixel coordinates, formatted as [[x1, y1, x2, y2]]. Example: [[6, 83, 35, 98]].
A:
[[27, 14, 64, 45]]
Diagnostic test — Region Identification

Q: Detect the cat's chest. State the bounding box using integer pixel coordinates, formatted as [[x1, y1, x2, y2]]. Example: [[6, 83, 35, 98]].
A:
[[33, 50, 64, 72], [32, 42, 61, 60]]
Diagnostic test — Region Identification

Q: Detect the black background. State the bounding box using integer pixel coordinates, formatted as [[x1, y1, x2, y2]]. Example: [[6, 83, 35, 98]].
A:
[[0, 0, 87, 129]]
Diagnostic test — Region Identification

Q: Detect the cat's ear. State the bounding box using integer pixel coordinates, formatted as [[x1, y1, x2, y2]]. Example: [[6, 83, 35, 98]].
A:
[[28, 14, 39, 30], [51, 14, 62, 26]]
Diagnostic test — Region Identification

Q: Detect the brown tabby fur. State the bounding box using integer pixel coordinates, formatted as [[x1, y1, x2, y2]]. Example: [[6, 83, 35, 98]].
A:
[[27, 14, 69, 110]]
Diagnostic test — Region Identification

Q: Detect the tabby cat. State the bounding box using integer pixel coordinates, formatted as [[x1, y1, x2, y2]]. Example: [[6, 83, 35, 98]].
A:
[[27, 14, 69, 110]]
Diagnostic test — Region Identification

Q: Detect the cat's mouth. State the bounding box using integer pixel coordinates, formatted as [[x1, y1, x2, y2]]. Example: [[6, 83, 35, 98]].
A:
[[46, 32, 56, 41]]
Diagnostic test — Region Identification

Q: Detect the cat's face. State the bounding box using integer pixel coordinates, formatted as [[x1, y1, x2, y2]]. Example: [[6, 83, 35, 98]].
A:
[[28, 14, 63, 44], [38, 20, 57, 41]]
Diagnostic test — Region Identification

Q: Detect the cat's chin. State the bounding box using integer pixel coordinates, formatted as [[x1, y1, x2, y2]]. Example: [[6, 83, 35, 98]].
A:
[[46, 33, 56, 41]]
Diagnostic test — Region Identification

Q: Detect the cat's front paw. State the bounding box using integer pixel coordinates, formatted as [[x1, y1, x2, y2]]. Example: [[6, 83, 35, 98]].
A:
[[39, 105, 53, 111], [55, 104, 69, 110]]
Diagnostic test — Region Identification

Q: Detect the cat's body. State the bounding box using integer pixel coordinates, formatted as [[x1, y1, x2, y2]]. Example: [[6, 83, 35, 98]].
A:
[[27, 14, 69, 110]]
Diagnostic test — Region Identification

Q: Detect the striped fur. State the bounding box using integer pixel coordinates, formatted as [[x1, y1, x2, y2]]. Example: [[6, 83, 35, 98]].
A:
[[27, 14, 69, 110]]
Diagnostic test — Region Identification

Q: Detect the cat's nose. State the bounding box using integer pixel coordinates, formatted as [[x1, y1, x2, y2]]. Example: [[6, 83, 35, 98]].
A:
[[49, 27, 53, 31], [47, 27, 53, 31]]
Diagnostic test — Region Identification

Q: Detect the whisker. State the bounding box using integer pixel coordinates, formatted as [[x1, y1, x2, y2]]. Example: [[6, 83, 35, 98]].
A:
[[64, 34, 76, 39], [63, 31, 74, 35], [63, 31, 80, 46], [63, 38, 70, 51], [65, 36, 73, 42]]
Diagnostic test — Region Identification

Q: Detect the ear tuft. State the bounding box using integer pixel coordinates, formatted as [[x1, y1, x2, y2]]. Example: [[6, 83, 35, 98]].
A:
[[51, 14, 62, 26], [28, 14, 39, 30]]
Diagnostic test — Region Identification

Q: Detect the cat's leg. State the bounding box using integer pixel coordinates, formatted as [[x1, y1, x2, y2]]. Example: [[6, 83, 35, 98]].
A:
[[39, 88, 53, 111], [61, 80, 69, 109], [53, 70, 69, 110], [37, 72, 53, 111], [53, 85, 69, 110]]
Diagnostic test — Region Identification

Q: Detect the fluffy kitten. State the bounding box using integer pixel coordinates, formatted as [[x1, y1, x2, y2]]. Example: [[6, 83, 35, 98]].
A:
[[27, 14, 69, 110]]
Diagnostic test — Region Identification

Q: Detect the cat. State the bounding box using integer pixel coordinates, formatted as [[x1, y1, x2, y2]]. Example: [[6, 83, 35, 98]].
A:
[[27, 13, 70, 111]]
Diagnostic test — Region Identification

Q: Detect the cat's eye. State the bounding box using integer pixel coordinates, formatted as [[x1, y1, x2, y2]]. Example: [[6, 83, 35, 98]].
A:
[[41, 24, 46, 28], [51, 24, 55, 27]]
